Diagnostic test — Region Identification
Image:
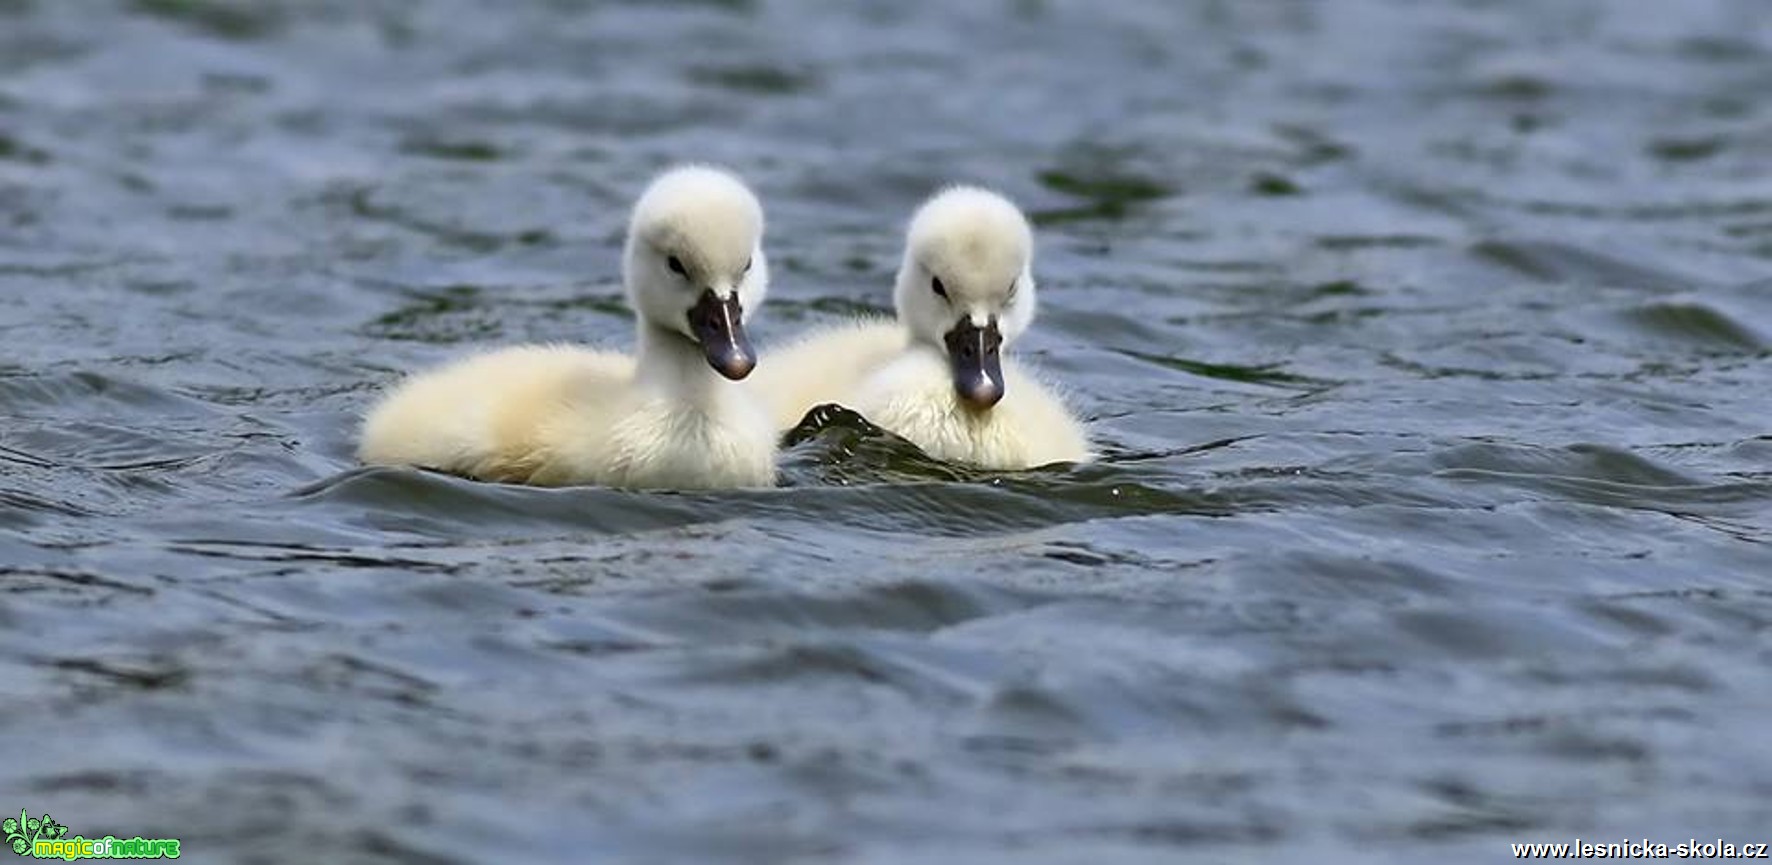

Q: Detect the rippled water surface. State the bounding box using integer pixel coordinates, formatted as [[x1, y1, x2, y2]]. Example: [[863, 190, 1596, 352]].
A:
[[3, 1, 1772, 862]]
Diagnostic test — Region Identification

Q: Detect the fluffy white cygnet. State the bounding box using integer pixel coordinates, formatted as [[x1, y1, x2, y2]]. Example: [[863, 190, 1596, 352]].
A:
[[754, 186, 1090, 469], [358, 165, 778, 489]]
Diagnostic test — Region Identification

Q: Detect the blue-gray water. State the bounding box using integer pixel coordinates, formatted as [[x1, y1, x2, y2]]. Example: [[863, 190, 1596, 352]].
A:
[[3, 1, 1772, 862]]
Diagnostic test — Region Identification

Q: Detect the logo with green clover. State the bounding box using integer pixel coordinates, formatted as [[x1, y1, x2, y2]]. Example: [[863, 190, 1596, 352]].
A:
[[4, 810, 67, 856]]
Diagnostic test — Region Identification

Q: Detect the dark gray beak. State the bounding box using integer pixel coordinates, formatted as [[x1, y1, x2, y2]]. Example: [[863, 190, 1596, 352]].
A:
[[687, 290, 755, 380], [943, 318, 1004, 410]]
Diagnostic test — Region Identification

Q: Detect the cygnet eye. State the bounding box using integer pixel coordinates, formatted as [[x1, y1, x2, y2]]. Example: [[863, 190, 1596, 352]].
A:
[[667, 255, 687, 276], [741, 257, 753, 274], [932, 276, 948, 299]]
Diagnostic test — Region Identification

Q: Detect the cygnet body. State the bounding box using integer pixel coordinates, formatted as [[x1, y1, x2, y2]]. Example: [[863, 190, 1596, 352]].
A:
[[755, 187, 1089, 469], [358, 165, 777, 489]]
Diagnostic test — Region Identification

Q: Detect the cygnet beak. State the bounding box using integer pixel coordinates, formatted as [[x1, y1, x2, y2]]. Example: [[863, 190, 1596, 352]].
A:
[[688, 289, 756, 380], [943, 317, 1004, 410]]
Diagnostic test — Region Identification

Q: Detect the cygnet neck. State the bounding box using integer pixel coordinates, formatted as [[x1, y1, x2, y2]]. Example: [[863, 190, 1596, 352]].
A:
[[634, 320, 731, 406]]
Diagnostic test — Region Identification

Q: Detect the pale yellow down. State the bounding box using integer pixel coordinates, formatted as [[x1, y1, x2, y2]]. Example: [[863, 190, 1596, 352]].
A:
[[359, 344, 775, 489], [751, 186, 1091, 470], [356, 164, 777, 490], [754, 318, 1091, 470]]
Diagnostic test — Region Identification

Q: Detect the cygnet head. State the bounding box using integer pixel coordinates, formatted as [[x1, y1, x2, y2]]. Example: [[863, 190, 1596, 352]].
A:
[[623, 165, 769, 380], [893, 186, 1036, 410]]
